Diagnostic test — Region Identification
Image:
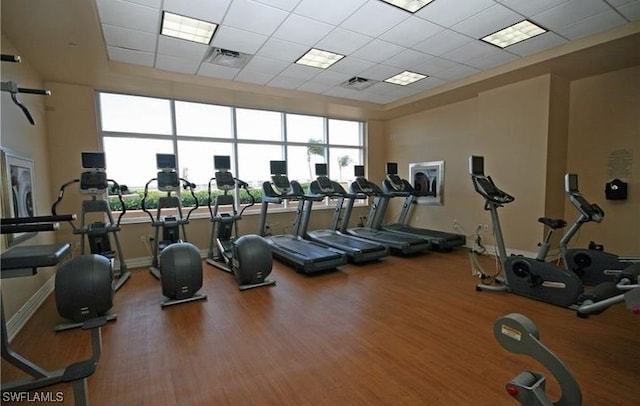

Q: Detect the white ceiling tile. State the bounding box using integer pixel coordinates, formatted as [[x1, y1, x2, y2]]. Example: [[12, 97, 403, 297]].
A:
[[279, 64, 321, 80], [293, 0, 368, 25], [618, 1, 640, 20], [412, 30, 473, 56], [254, 0, 302, 11], [351, 39, 404, 63], [157, 35, 209, 60], [340, 0, 409, 37], [297, 81, 335, 93], [102, 24, 157, 52], [441, 41, 499, 64], [162, 0, 231, 23], [607, 0, 636, 6], [383, 48, 432, 69], [533, 0, 612, 30], [452, 4, 523, 38], [406, 76, 447, 91], [379, 16, 443, 48], [211, 26, 268, 54], [235, 70, 276, 85], [366, 92, 403, 104], [107, 45, 155, 66], [197, 63, 240, 80], [316, 28, 372, 55], [155, 54, 201, 74], [323, 87, 361, 99], [359, 64, 403, 81], [432, 64, 479, 81], [310, 70, 352, 85], [222, 0, 289, 35], [256, 38, 309, 61], [497, 0, 571, 17], [466, 49, 519, 69], [243, 55, 290, 75], [123, 0, 161, 8], [268, 75, 307, 89], [273, 14, 335, 46], [506, 31, 567, 56], [327, 57, 376, 76], [416, 0, 496, 27], [411, 56, 459, 75], [555, 10, 627, 39], [96, 0, 160, 33]]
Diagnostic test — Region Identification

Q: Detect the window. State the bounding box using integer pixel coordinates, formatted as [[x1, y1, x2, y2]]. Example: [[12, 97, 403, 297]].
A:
[[97, 92, 365, 217]]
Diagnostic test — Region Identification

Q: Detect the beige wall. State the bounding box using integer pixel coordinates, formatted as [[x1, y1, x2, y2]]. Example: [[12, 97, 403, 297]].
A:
[[565, 66, 640, 255], [1, 35, 56, 320], [385, 75, 557, 252]]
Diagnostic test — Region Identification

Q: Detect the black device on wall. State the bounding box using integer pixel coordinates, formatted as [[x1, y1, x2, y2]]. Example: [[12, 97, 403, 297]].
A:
[[605, 179, 628, 200]]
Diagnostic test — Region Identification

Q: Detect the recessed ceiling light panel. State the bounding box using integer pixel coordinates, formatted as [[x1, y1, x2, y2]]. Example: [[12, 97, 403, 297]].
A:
[[295, 49, 345, 69], [161, 11, 217, 45], [384, 71, 427, 86], [481, 20, 547, 48], [379, 0, 434, 13]]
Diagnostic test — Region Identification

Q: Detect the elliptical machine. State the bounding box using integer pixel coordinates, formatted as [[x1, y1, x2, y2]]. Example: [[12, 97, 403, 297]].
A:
[[469, 156, 620, 315], [206, 155, 275, 290], [52, 152, 130, 291], [141, 153, 206, 307], [560, 173, 639, 285]]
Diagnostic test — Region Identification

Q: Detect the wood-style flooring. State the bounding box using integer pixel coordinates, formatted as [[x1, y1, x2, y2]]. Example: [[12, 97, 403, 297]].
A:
[[2, 250, 639, 405]]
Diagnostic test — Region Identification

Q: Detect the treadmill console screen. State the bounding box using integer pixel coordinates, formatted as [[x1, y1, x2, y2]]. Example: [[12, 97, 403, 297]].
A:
[[270, 160, 287, 176], [157, 153, 176, 170], [81, 152, 106, 170], [214, 155, 231, 171], [315, 163, 333, 192]]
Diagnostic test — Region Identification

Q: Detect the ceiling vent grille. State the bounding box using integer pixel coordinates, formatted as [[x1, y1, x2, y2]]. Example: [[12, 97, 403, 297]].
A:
[[341, 76, 377, 90], [205, 48, 252, 69]]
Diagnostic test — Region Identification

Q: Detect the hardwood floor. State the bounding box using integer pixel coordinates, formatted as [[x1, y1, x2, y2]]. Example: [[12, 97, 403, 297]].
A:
[[2, 250, 639, 405]]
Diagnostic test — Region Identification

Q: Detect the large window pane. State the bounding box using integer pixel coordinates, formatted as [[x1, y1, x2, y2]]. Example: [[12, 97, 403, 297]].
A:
[[100, 93, 172, 135], [236, 109, 282, 141], [177, 140, 234, 188], [175, 101, 232, 138], [287, 145, 326, 184], [236, 143, 284, 187], [328, 119, 361, 146], [286, 114, 324, 143], [328, 147, 362, 183], [103, 137, 173, 191]]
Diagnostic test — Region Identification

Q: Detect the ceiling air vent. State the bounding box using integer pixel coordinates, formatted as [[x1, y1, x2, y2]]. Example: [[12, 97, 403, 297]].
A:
[[205, 48, 252, 69], [341, 76, 376, 90]]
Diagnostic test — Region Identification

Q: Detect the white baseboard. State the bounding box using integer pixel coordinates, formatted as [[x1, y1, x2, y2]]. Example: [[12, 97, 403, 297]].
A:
[[6, 275, 56, 342]]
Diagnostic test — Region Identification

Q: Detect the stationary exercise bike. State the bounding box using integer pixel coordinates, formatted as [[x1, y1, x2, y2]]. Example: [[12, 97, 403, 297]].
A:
[[141, 153, 206, 307], [206, 155, 275, 290], [559, 173, 639, 285], [52, 152, 130, 292], [469, 156, 620, 315], [494, 313, 582, 405]]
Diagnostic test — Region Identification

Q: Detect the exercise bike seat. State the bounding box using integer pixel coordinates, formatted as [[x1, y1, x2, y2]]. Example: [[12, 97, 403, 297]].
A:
[[537, 217, 567, 229]]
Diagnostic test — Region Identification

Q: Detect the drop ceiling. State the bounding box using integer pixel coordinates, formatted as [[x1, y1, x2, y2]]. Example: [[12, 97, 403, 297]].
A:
[[94, 0, 640, 105]]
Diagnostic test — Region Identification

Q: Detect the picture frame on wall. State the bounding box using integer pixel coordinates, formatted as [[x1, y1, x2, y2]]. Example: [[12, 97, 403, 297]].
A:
[[1, 148, 37, 247], [409, 161, 444, 206]]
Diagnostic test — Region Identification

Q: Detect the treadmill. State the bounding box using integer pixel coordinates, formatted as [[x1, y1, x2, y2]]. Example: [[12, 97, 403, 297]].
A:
[[340, 166, 431, 256], [301, 164, 389, 263], [258, 160, 347, 274], [375, 162, 466, 251]]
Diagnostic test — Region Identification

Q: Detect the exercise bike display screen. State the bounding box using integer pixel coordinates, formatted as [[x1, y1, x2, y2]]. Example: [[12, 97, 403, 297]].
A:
[[80, 171, 108, 193], [81, 152, 106, 170], [469, 155, 484, 176], [386, 162, 398, 175], [158, 171, 179, 191]]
